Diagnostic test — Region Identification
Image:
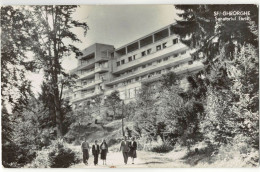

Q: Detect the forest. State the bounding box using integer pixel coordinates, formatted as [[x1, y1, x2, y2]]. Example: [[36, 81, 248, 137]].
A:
[[1, 5, 259, 168]]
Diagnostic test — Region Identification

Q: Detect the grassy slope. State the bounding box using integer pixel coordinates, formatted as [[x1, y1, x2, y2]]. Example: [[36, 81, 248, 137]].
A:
[[66, 119, 135, 145]]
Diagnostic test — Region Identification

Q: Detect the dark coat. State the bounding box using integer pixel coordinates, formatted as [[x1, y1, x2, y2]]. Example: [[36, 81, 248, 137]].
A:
[[92, 144, 100, 155], [130, 141, 137, 150]]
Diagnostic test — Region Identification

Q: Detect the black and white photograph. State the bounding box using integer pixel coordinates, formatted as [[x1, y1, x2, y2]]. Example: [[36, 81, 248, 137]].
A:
[[1, 3, 259, 168]]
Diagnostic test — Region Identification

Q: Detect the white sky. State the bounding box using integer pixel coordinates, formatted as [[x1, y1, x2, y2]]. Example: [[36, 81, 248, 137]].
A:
[[28, 5, 178, 95]]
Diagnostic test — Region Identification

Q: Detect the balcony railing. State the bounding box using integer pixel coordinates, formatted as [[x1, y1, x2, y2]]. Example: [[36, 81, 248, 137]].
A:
[[77, 59, 95, 70], [74, 77, 106, 91], [78, 69, 95, 80], [71, 90, 103, 102], [95, 66, 109, 73], [106, 52, 192, 85], [141, 60, 204, 83], [113, 42, 188, 73]]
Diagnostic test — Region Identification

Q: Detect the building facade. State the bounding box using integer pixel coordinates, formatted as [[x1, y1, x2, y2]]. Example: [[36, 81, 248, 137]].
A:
[[62, 23, 204, 108]]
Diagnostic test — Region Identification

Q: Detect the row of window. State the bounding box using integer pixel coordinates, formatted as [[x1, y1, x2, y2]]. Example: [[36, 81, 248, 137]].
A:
[[119, 87, 141, 100], [80, 62, 109, 75], [115, 50, 187, 79], [113, 60, 193, 89], [96, 61, 108, 68], [116, 38, 179, 67], [80, 57, 95, 65], [81, 75, 107, 86]]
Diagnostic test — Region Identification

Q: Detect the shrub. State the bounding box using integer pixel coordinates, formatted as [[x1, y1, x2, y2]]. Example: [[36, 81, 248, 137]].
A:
[[107, 138, 119, 147], [150, 142, 174, 153], [48, 141, 80, 168], [26, 148, 50, 168]]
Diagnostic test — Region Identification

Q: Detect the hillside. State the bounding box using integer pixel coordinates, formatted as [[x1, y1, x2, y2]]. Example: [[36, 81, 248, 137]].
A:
[[65, 119, 135, 145]]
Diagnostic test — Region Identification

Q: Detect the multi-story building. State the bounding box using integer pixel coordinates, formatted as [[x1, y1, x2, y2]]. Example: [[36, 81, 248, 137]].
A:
[[63, 23, 204, 108]]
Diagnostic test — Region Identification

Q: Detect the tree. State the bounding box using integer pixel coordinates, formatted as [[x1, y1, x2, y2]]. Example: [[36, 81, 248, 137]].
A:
[[227, 45, 259, 148], [172, 5, 259, 149], [201, 44, 259, 148], [104, 91, 122, 119], [28, 6, 88, 137], [1, 6, 35, 110], [172, 5, 258, 90], [172, 5, 258, 61], [135, 83, 162, 140], [161, 71, 179, 89], [1, 6, 37, 167]]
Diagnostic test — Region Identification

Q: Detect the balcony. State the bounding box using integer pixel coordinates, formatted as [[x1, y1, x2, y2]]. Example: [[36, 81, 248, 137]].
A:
[[141, 60, 204, 84], [78, 69, 95, 80], [106, 52, 192, 86], [95, 66, 109, 73], [74, 81, 96, 91], [113, 42, 188, 74], [77, 59, 95, 71], [74, 78, 105, 91], [71, 91, 103, 103]]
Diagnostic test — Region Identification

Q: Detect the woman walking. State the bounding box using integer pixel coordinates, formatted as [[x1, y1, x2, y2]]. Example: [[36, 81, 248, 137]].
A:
[[100, 139, 108, 165], [128, 137, 137, 164]]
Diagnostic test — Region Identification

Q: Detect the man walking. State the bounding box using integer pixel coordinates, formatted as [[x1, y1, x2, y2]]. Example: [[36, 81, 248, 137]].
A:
[[92, 140, 100, 166], [120, 136, 130, 165], [81, 137, 90, 165]]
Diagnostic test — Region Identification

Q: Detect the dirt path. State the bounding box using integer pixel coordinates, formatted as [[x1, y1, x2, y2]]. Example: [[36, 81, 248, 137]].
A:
[[70, 150, 190, 168]]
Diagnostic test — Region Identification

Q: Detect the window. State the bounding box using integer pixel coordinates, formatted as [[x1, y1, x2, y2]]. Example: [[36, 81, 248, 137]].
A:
[[121, 59, 125, 64], [147, 49, 152, 54], [142, 65, 146, 69], [162, 42, 167, 49], [133, 54, 136, 60], [157, 59, 162, 63], [174, 54, 178, 58], [119, 91, 126, 100], [136, 77, 140, 81], [181, 51, 186, 55], [125, 89, 129, 99], [163, 56, 169, 61], [117, 61, 120, 66], [156, 45, 161, 51], [174, 64, 180, 69], [147, 63, 152, 67], [141, 75, 146, 79], [128, 56, 132, 62], [188, 61, 193, 65], [141, 51, 146, 57], [129, 88, 135, 98], [156, 70, 161, 75], [173, 38, 178, 44]]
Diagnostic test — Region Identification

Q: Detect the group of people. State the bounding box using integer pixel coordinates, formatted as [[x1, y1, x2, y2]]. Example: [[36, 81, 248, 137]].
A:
[[81, 136, 137, 166]]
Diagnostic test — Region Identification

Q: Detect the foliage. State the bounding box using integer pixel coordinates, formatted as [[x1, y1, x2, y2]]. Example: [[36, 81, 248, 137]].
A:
[[150, 142, 174, 153], [104, 91, 122, 119], [134, 83, 162, 140], [48, 141, 80, 168], [172, 5, 258, 63], [28, 5, 88, 137], [1, 6, 37, 167], [161, 71, 179, 89], [1, 6, 35, 109], [201, 45, 259, 148]]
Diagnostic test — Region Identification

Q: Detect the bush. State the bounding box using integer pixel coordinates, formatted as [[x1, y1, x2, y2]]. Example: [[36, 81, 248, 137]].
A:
[[2, 143, 37, 168], [48, 141, 80, 168], [107, 138, 119, 147], [150, 142, 174, 153]]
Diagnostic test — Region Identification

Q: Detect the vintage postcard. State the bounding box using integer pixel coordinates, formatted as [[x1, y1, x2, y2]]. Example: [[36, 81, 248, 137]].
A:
[[1, 4, 259, 168]]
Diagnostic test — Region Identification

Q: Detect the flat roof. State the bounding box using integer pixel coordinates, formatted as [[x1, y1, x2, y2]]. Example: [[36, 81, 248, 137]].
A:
[[115, 22, 177, 51]]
